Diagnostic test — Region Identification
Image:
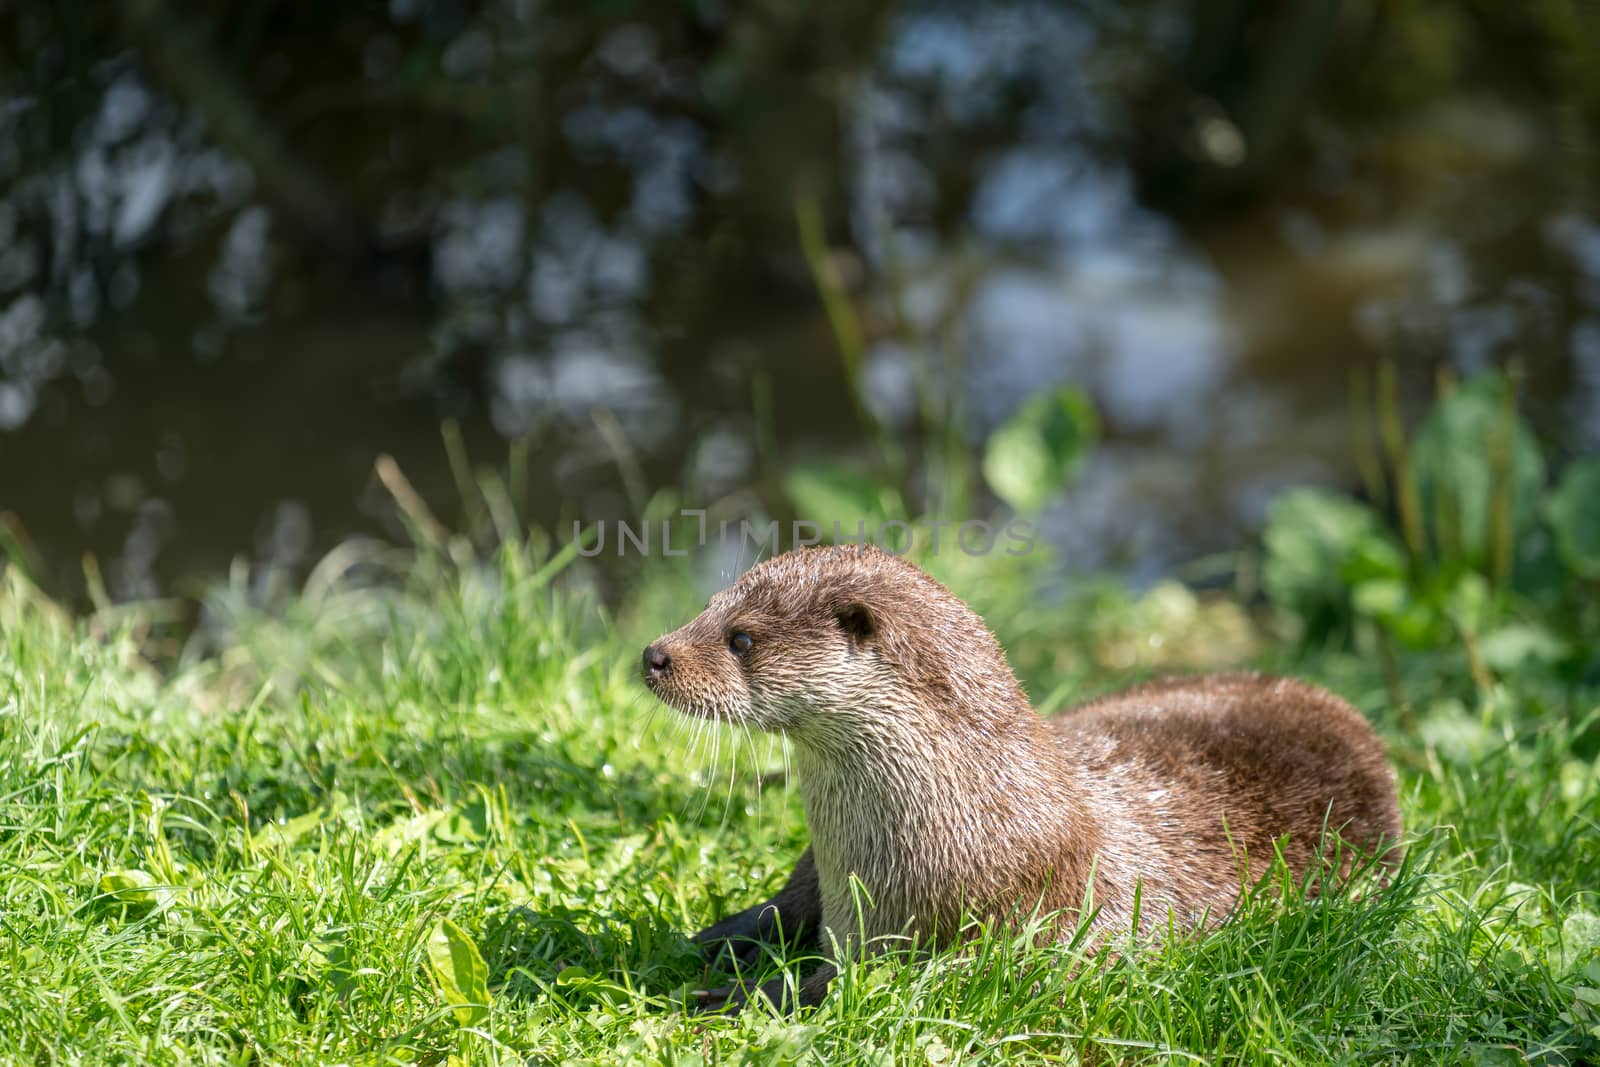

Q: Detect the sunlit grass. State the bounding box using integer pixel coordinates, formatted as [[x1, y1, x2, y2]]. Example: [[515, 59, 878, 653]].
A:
[[1, 550, 1597, 1065]]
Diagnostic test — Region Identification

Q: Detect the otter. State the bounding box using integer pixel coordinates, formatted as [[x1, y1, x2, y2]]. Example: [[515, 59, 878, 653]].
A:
[[642, 544, 1402, 1012]]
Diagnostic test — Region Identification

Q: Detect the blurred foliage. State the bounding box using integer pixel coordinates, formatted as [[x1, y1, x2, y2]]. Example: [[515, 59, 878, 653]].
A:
[[8, 0, 1600, 308], [7, 0, 1600, 607], [981, 386, 1098, 515], [778, 381, 1096, 543], [0, 0, 887, 283], [1262, 371, 1600, 687], [1547, 459, 1600, 580], [1329, 1, 1600, 118]]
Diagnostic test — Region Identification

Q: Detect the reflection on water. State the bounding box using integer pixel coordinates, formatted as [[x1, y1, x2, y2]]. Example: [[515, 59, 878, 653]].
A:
[[0, 0, 1595, 602]]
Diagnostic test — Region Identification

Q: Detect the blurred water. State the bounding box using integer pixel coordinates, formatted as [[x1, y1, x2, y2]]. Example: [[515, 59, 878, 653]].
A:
[[0, 0, 1592, 603]]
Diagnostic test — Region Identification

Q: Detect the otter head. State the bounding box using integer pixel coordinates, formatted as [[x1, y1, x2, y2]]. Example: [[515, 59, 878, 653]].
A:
[[641, 544, 1030, 741]]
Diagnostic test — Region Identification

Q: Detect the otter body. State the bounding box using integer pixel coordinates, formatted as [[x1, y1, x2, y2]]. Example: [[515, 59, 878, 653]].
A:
[[642, 545, 1401, 1010]]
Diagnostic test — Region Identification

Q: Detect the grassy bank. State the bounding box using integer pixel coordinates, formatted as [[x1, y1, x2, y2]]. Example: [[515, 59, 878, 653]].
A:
[[2, 532, 1597, 1066]]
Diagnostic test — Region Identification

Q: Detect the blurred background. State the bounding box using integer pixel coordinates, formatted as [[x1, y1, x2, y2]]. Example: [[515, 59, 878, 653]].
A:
[[3, 0, 1599, 608]]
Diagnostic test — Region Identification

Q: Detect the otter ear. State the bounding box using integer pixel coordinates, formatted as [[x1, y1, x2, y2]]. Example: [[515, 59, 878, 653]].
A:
[[834, 601, 876, 645]]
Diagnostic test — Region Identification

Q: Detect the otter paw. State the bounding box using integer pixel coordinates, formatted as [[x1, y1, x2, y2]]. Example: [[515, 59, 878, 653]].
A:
[[689, 982, 746, 1014], [694, 933, 770, 972], [689, 975, 794, 1015]]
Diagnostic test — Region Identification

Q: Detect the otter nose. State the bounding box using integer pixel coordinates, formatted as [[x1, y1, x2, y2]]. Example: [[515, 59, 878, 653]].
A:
[[643, 642, 671, 679]]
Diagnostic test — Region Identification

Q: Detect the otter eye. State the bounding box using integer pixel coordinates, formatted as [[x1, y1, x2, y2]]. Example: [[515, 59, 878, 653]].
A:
[[728, 632, 753, 657]]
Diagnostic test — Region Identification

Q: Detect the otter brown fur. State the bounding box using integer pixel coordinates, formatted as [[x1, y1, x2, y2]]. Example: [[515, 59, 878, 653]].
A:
[[642, 544, 1402, 1011]]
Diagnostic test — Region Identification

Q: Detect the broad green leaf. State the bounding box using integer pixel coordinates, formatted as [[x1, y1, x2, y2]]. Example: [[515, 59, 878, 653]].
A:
[[1564, 910, 1600, 971], [435, 803, 487, 845], [426, 918, 490, 1027], [1410, 375, 1545, 567], [1341, 533, 1409, 585], [1477, 624, 1571, 672], [373, 809, 449, 855], [96, 869, 173, 913], [1351, 577, 1439, 648], [781, 464, 901, 540], [258, 807, 328, 851], [982, 386, 1097, 514], [1418, 699, 1495, 762], [1545, 458, 1600, 578], [1351, 578, 1409, 619], [1442, 571, 1492, 633], [1261, 488, 1398, 639], [555, 964, 631, 1004]]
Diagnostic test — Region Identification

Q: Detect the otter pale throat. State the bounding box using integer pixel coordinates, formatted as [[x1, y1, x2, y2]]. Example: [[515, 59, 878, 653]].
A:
[[642, 544, 1402, 1013]]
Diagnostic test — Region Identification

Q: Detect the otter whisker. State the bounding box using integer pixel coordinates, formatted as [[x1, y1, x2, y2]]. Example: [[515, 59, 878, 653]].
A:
[[630, 695, 666, 744], [678, 711, 711, 822], [740, 720, 764, 819], [692, 716, 721, 826], [778, 728, 792, 804], [717, 723, 741, 833], [721, 719, 760, 831]]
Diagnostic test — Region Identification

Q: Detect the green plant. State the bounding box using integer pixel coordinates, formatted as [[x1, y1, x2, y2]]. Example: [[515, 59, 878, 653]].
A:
[[1262, 372, 1600, 687], [789, 188, 1098, 541]]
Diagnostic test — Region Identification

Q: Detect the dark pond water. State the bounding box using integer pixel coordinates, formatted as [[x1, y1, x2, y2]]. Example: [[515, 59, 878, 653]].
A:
[[2, 2, 1598, 605]]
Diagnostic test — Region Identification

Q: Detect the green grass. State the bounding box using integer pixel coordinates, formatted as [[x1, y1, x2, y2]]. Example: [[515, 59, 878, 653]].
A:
[[2, 544, 1598, 1066]]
